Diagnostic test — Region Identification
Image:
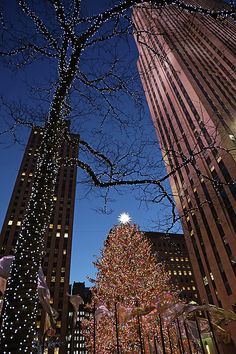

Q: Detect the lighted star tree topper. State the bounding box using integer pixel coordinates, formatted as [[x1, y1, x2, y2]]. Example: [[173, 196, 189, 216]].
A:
[[118, 212, 132, 224]]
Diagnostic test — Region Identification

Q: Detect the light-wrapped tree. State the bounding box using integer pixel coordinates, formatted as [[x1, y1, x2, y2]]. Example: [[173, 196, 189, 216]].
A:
[[84, 221, 180, 353]]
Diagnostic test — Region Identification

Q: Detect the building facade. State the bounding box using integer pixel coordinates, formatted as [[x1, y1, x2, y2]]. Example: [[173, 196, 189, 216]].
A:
[[133, 0, 236, 348], [67, 282, 91, 354], [0, 127, 79, 351], [145, 232, 199, 302]]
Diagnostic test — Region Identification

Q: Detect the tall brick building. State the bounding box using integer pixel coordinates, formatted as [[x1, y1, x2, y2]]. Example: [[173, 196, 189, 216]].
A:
[[133, 0, 236, 348], [0, 127, 79, 351]]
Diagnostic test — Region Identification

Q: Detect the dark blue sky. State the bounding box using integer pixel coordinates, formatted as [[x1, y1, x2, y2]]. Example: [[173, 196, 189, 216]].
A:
[[0, 0, 182, 286]]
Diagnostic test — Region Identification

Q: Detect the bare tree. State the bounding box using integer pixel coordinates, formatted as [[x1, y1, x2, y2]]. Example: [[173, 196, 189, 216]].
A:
[[0, 0, 234, 351]]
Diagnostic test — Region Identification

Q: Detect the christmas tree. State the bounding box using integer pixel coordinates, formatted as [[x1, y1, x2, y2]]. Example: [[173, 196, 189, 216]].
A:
[[84, 216, 181, 353]]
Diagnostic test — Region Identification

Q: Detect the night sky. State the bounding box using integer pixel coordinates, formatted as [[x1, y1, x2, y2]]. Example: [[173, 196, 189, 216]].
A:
[[0, 0, 182, 286]]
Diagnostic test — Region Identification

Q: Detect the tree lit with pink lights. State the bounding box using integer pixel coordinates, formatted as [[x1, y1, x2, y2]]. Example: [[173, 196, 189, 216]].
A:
[[84, 219, 179, 353]]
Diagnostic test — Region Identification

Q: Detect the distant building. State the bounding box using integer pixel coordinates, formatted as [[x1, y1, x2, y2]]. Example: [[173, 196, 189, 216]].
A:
[[145, 232, 199, 301], [67, 282, 92, 354], [0, 127, 79, 352]]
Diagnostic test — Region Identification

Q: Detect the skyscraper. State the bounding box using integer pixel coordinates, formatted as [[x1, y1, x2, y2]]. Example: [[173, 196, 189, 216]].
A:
[[0, 127, 79, 350], [133, 0, 236, 321]]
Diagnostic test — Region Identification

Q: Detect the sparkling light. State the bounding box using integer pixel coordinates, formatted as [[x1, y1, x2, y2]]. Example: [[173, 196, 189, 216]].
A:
[[118, 212, 131, 224]]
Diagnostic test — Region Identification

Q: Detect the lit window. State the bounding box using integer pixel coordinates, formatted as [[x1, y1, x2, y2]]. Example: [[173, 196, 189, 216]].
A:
[[168, 270, 172, 275], [217, 156, 222, 163], [56, 232, 60, 238], [36, 321, 40, 328], [22, 172, 26, 176], [178, 271, 182, 275], [182, 286, 186, 290], [49, 224, 53, 229], [192, 286, 196, 290], [186, 216, 190, 221], [51, 276, 56, 282], [173, 271, 177, 275], [185, 257, 189, 261], [184, 271, 187, 275], [50, 299, 53, 304], [40, 131, 43, 135], [56, 321, 61, 328], [64, 233, 69, 238], [60, 277, 64, 282], [187, 287, 191, 290], [188, 271, 192, 275], [57, 225, 61, 229], [175, 257, 179, 261], [170, 258, 174, 261], [34, 131, 38, 134], [17, 221, 21, 226], [210, 272, 214, 280], [210, 165, 215, 172], [53, 196, 57, 201], [8, 220, 13, 225], [29, 172, 33, 176], [54, 348, 59, 354], [229, 134, 235, 141], [180, 257, 184, 261], [63, 249, 67, 255], [203, 276, 208, 285], [61, 267, 65, 272], [205, 343, 211, 354]]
